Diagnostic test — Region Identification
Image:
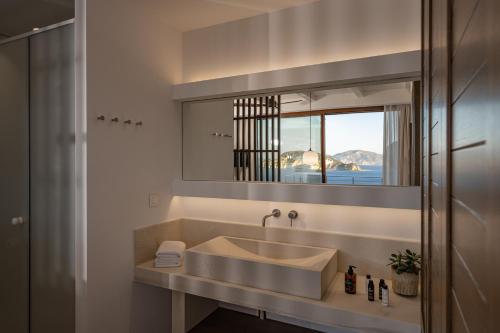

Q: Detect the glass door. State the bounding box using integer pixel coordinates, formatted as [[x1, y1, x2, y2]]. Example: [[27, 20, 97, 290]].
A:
[[0, 38, 30, 333]]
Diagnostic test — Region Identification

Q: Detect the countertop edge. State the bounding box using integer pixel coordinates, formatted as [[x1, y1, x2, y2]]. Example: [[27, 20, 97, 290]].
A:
[[135, 261, 421, 333]]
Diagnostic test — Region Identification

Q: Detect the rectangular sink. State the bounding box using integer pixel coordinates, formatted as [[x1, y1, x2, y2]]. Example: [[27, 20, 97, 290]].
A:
[[185, 236, 337, 299]]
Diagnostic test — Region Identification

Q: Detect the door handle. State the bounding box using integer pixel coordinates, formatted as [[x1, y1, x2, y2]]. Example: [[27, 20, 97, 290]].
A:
[[11, 217, 24, 225]]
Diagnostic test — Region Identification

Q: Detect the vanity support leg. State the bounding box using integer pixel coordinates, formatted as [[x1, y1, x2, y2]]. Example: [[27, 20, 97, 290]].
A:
[[172, 290, 186, 333]]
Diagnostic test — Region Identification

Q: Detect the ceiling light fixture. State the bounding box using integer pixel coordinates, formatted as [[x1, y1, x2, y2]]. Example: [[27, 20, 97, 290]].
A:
[[302, 91, 318, 166], [32, 27, 40, 31]]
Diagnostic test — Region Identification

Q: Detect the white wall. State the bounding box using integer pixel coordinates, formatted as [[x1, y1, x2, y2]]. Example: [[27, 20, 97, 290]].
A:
[[182, 0, 421, 82], [85, 1, 182, 332], [176, 0, 421, 246], [170, 197, 420, 241], [81, 1, 421, 332]]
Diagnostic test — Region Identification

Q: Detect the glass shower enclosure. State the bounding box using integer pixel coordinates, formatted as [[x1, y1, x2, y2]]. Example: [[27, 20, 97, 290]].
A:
[[0, 22, 75, 333]]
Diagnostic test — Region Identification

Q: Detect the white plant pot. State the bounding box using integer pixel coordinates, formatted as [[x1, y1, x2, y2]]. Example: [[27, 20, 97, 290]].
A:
[[391, 269, 419, 296]]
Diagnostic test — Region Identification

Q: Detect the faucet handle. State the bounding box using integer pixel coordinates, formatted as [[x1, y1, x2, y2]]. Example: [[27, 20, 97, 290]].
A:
[[288, 210, 298, 227]]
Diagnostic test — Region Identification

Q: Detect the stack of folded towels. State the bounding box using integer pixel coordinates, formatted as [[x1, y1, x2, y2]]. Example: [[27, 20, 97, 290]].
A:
[[154, 240, 186, 268]]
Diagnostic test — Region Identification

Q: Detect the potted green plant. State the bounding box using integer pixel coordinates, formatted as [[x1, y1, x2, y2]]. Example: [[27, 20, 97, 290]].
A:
[[387, 249, 421, 296]]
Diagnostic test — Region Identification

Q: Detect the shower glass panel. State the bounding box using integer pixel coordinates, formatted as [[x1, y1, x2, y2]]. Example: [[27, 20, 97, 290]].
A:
[[0, 38, 30, 333], [0, 22, 75, 333]]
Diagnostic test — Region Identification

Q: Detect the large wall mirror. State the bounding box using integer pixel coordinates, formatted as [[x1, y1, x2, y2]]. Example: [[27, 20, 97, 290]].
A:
[[183, 80, 420, 187]]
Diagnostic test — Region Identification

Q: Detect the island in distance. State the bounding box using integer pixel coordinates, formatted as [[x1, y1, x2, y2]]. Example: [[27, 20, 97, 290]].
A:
[[280, 150, 382, 171]]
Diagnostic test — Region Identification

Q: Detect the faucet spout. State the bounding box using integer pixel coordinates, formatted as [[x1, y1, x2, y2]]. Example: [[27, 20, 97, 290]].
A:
[[261, 214, 273, 226], [262, 209, 281, 227]]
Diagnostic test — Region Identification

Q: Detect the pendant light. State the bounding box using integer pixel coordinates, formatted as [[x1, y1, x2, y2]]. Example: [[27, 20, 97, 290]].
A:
[[302, 91, 318, 166]]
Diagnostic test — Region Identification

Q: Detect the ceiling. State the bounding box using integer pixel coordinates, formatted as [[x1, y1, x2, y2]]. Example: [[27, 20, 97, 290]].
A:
[[0, 0, 74, 39], [176, 0, 317, 31], [0, 0, 318, 39], [160, 0, 319, 32], [0, 0, 317, 39]]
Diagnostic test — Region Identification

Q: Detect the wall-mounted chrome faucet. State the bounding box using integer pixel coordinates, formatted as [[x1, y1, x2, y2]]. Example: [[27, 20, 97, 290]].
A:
[[288, 210, 298, 227], [262, 209, 280, 227]]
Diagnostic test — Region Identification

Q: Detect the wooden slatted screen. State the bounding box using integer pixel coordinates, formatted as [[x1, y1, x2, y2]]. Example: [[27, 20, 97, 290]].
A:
[[233, 95, 280, 182]]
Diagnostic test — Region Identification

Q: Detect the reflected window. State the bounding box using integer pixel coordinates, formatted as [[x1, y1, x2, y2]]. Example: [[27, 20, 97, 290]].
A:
[[276, 81, 419, 186], [280, 116, 321, 184], [325, 112, 384, 185], [182, 81, 420, 186]]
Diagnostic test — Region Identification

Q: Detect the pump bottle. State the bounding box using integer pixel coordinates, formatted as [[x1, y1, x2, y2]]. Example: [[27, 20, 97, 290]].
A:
[[345, 265, 357, 294], [367, 279, 375, 301]]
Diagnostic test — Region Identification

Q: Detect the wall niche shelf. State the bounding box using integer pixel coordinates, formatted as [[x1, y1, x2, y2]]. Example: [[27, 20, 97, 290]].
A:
[[173, 180, 420, 210], [172, 51, 420, 101]]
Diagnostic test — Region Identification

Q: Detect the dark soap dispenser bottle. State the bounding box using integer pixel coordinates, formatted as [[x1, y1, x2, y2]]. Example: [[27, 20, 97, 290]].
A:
[[345, 265, 357, 294], [368, 279, 375, 301], [379, 279, 385, 300]]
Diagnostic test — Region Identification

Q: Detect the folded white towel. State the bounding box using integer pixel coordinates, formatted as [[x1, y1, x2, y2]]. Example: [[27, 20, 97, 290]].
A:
[[156, 241, 186, 257], [154, 241, 186, 268], [154, 257, 182, 268], [155, 258, 183, 264], [156, 253, 183, 260]]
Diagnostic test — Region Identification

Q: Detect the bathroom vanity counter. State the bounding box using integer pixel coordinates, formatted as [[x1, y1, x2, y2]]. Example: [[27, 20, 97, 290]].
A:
[[135, 259, 420, 333]]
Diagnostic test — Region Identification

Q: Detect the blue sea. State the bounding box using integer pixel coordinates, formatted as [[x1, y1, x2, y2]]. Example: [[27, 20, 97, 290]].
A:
[[326, 165, 383, 185], [280, 165, 383, 185]]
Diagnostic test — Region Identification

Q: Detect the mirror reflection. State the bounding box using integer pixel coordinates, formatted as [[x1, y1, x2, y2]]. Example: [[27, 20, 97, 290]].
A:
[[182, 81, 420, 186]]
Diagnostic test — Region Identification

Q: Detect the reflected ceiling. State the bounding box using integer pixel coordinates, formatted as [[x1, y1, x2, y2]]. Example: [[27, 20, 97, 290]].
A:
[[281, 82, 413, 112]]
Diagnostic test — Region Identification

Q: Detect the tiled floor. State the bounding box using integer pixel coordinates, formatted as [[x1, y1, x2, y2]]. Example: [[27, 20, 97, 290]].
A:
[[189, 308, 321, 333]]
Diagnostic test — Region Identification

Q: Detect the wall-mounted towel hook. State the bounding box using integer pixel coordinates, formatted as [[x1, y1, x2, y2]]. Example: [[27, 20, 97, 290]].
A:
[[111, 117, 119, 122], [124, 119, 132, 124], [135, 121, 143, 126], [97, 115, 105, 121]]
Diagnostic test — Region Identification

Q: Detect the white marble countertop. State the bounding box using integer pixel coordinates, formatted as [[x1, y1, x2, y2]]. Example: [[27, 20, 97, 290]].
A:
[[135, 260, 421, 333]]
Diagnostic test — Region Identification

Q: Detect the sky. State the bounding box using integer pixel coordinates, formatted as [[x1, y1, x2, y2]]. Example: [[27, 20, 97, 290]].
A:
[[280, 112, 383, 155], [325, 112, 384, 155]]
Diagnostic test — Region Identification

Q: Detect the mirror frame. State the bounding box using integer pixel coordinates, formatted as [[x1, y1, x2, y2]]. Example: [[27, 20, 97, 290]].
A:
[[173, 51, 421, 209]]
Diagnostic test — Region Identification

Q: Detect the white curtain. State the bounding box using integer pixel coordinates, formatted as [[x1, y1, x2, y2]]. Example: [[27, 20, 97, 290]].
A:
[[383, 105, 412, 186]]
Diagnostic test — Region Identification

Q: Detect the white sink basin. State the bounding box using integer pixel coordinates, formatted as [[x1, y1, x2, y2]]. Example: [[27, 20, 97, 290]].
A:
[[185, 236, 338, 299]]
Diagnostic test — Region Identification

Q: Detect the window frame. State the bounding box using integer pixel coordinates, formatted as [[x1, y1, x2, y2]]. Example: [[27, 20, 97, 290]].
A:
[[280, 106, 385, 184]]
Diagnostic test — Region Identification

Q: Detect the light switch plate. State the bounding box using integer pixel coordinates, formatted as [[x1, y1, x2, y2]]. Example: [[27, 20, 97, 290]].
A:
[[149, 192, 160, 208]]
